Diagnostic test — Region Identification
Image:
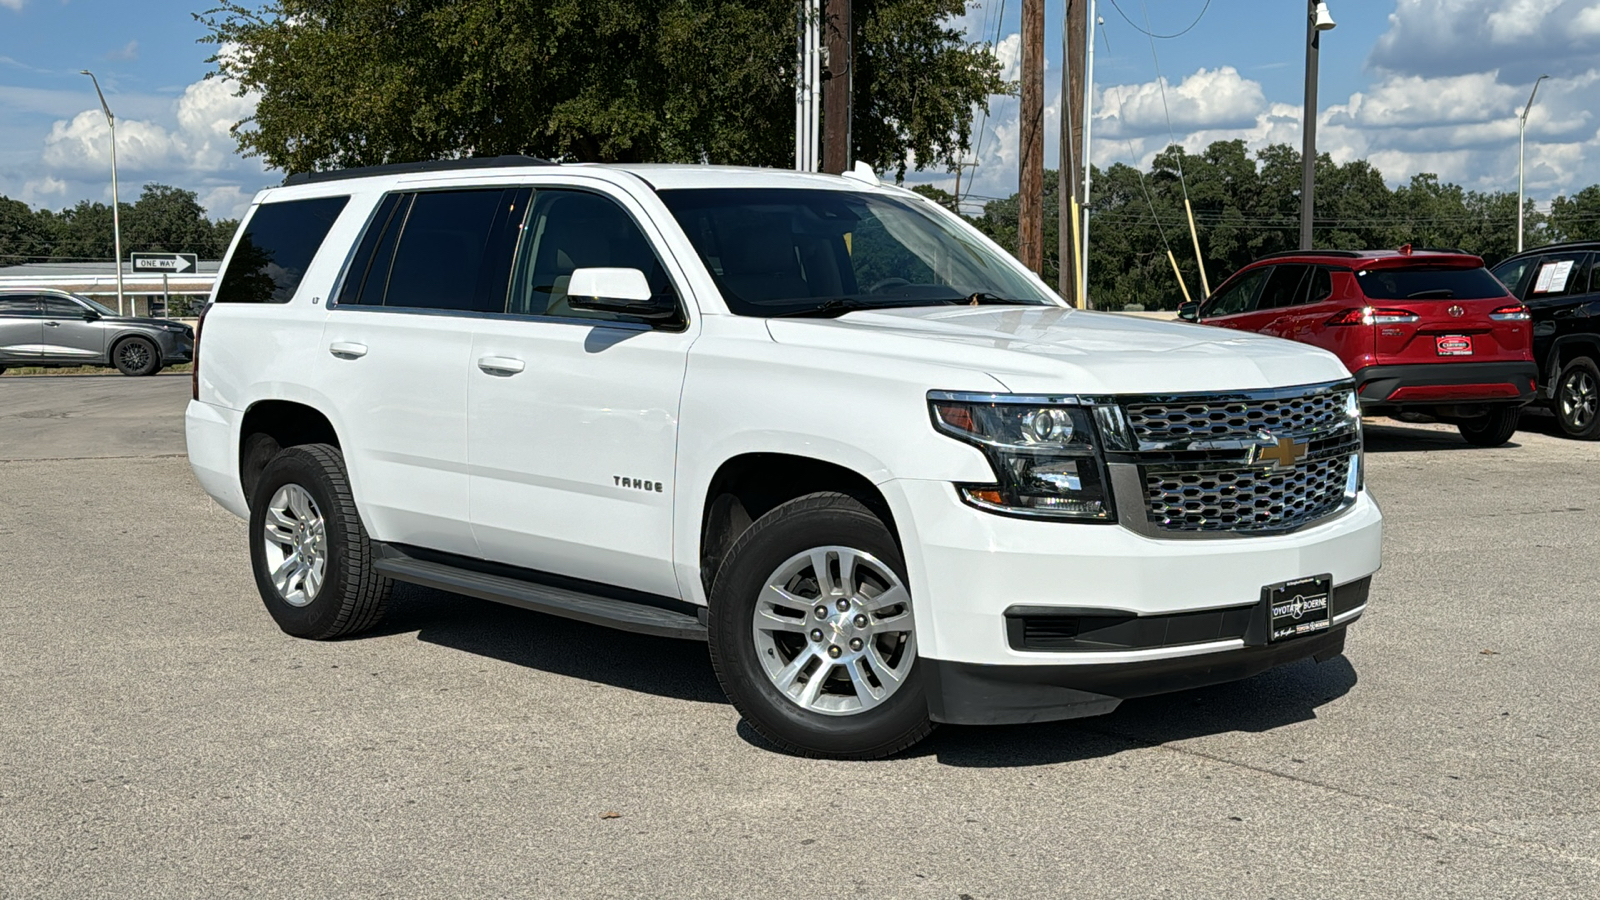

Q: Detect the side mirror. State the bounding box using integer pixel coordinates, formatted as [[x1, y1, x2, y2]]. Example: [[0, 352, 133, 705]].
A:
[[566, 267, 676, 320], [82, 310, 101, 322], [1177, 302, 1199, 322]]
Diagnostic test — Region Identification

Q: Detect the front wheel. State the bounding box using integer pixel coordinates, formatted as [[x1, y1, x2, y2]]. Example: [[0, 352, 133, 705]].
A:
[[1553, 357, 1600, 440], [708, 492, 933, 759], [112, 337, 161, 376], [1457, 407, 1520, 447]]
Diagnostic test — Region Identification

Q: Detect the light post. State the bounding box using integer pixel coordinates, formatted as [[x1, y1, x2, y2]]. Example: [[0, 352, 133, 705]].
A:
[[1517, 74, 1549, 253], [1299, 1, 1335, 251], [81, 70, 125, 317]]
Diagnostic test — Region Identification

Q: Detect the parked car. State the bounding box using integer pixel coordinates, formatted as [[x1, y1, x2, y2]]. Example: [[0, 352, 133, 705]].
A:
[[1180, 248, 1536, 446], [0, 289, 194, 376], [188, 157, 1381, 759], [1488, 241, 1600, 440]]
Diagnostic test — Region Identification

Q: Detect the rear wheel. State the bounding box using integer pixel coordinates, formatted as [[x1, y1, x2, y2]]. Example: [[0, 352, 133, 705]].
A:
[[1553, 357, 1600, 440], [1457, 407, 1520, 447], [248, 443, 391, 639], [112, 336, 161, 376], [707, 492, 932, 759]]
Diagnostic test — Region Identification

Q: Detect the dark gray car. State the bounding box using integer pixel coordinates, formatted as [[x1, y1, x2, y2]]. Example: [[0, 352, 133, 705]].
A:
[[0, 289, 193, 376]]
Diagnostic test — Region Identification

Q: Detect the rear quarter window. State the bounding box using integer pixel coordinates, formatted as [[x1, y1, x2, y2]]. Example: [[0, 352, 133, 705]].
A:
[[1355, 266, 1507, 301], [215, 195, 350, 303]]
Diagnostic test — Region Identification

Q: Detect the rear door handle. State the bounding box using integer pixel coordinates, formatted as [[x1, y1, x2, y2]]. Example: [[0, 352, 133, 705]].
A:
[[44, 321, 60, 327], [477, 355, 525, 375], [328, 341, 368, 359]]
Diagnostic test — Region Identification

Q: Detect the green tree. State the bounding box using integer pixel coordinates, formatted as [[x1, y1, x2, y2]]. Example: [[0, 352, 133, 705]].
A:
[[1548, 185, 1600, 243], [125, 184, 229, 257], [198, 0, 1005, 178], [0, 196, 57, 263]]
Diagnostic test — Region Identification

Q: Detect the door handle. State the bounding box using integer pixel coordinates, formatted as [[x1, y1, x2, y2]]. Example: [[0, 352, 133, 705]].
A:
[[328, 341, 368, 359], [44, 321, 60, 327], [477, 355, 525, 375]]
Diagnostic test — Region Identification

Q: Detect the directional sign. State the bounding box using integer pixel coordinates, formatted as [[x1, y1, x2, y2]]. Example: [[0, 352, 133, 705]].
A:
[[130, 252, 199, 274]]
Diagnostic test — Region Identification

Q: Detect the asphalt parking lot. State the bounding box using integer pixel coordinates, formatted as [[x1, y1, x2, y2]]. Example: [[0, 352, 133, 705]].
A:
[[1, 375, 1596, 899]]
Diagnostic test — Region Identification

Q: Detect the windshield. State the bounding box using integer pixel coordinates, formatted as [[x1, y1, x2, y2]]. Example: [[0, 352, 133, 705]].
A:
[[657, 188, 1060, 316], [1355, 266, 1508, 300], [77, 294, 118, 316]]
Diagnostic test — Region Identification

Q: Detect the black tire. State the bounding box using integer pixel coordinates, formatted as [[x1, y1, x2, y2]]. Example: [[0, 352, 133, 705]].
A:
[[1552, 357, 1600, 440], [1457, 407, 1520, 447], [708, 492, 933, 759], [248, 443, 391, 639], [112, 336, 161, 376]]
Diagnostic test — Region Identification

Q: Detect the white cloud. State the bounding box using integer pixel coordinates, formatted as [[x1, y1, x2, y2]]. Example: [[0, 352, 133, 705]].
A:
[[1370, 0, 1600, 79], [21, 175, 65, 205], [106, 41, 139, 62], [0, 0, 24, 12], [200, 185, 254, 221], [1095, 67, 1266, 139], [994, 32, 1022, 83], [41, 75, 261, 177]]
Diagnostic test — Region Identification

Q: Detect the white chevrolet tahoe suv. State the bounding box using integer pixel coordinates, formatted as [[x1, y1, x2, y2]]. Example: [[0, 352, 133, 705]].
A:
[[187, 157, 1382, 759]]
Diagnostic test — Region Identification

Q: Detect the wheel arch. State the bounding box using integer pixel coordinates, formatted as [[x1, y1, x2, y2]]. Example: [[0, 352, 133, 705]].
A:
[[698, 452, 900, 598], [1550, 334, 1600, 385], [238, 399, 342, 505]]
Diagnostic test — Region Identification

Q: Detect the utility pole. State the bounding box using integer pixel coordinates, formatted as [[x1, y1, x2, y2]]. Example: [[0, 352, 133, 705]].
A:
[[821, 0, 853, 174], [81, 70, 124, 317], [1517, 74, 1549, 253], [795, 1, 822, 171], [1060, 1, 1087, 306], [1018, 0, 1044, 273]]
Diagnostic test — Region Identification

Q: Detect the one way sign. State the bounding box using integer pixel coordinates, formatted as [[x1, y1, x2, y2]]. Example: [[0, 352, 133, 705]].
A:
[[130, 252, 199, 274]]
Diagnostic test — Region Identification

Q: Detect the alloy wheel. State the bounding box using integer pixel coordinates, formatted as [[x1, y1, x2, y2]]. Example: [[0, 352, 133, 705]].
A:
[[751, 546, 916, 716], [1560, 370, 1597, 431], [119, 341, 151, 371], [260, 483, 328, 607]]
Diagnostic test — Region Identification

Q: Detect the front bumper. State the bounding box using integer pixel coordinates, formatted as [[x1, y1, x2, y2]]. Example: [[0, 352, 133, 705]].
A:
[[1352, 361, 1537, 409], [880, 476, 1381, 724], [925, 623, 1352, 725], [159, 331, 194, 364]]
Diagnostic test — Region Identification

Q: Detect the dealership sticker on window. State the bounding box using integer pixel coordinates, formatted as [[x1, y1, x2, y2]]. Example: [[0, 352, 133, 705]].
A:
[[1532, 259, 1575, 293], [1437, 335, 1473, 356]]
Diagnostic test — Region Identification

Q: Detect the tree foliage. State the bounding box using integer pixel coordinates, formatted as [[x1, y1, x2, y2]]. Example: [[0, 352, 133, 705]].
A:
[[198, 0, 1006, 178], [0, 184, 237, 264], [972, 139, 1589, 311]]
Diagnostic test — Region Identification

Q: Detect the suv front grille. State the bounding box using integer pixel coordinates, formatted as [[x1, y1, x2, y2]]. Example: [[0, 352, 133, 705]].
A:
[[1124, 389, 1348, 445], [1143, 455, 1353, 533], [1109, 381, 1361, 537]]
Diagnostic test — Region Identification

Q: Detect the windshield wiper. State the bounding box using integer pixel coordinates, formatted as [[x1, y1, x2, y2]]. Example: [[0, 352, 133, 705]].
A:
[[959, 291, 1032, 306], [1406, 289, 1456, 299], [769, 298, 879, 318]]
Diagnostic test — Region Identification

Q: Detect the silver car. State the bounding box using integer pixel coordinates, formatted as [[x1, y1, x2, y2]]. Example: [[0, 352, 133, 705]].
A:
[[0, 289, 194, 376]]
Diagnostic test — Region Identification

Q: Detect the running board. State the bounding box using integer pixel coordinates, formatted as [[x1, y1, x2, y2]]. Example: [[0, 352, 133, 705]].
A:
[[372, 555, 708, 642]]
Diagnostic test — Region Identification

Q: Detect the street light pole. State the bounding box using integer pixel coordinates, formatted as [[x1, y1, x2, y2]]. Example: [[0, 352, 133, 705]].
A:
[[81, 70, 125, 317], [1300, 2, 1335, 251], [1517, 74, 1550, 254]]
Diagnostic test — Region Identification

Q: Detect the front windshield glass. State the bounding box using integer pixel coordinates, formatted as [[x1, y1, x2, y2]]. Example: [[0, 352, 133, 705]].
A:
[[658, 188, 1060, 316], [77, 294, 118, 316]]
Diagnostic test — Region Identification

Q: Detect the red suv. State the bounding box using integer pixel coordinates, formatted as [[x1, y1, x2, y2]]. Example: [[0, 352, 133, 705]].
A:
[[1179, 248, 1537, 446]]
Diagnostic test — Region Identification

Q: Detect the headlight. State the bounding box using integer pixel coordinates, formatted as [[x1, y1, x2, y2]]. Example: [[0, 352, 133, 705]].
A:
[[928, 392, 1114, 521]]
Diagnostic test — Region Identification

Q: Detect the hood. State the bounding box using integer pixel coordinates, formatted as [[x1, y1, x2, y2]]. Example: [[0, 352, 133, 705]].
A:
[[765, 305, 1351, 395]]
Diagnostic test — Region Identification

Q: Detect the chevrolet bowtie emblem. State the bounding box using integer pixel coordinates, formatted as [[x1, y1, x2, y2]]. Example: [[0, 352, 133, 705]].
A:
[[1255, 435, 1308, 469]]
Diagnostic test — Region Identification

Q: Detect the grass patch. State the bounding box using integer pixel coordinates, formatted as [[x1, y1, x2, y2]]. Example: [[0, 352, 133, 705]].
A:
[[1, 364, 193, 377]]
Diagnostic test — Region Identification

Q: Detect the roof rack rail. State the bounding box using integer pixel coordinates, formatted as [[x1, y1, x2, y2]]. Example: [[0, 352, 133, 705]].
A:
[[282, 155, 558, 186], [1253, 249, 1364, 261], [1506, 239, 1600, 256]]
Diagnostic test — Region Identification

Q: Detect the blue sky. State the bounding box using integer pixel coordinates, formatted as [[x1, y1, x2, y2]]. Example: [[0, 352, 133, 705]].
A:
[[2, 1, 1597, 220]]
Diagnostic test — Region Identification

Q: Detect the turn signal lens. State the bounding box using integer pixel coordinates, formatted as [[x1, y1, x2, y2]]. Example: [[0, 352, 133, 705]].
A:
[[1489, 304, 1530, 321]]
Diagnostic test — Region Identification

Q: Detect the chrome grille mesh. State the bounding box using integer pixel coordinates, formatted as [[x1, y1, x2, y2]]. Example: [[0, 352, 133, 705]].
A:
[[1125, 390, 1347, 444], [1143, 456, 1353, 533]]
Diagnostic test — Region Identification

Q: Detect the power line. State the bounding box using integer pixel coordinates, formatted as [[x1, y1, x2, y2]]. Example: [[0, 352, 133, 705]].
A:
[[1106, 0, 1212, 39]]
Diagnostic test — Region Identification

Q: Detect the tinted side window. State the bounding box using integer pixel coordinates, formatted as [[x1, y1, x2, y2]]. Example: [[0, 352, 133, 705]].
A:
[[1204, 268, 1270, 317], [382, 188, 529, 313], [1257, 264, 1309, 311], [1523, 254, 1588, 299], [336, 194, 405, 306], [42, 297, 85, 317], [216, 195, 350, 303], [510, 189, 680, 324], [0, 296, 41, 316], [1302, 267, 1335, 304], [1491, 257, 1535, 297]]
